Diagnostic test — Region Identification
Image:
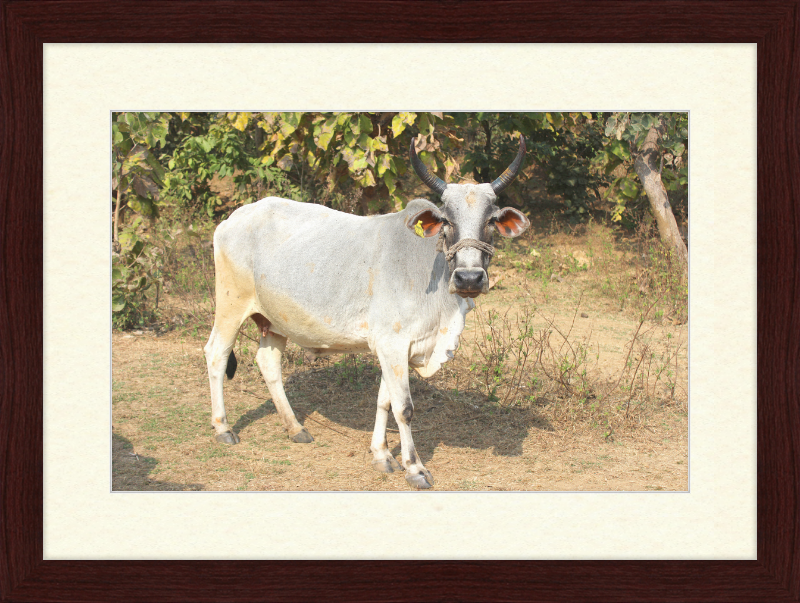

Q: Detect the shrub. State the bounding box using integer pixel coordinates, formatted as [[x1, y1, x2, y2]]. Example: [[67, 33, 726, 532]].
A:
[[112, 218, 165, 329]]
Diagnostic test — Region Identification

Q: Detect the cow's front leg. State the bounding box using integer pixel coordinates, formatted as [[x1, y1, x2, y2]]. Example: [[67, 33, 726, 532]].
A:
[[376, 349, 434, 489], [370, 378, 402, 473]]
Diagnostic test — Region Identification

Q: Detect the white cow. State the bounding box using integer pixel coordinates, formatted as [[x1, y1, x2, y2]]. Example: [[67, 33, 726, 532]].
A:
[[204, 136, 529, 488]]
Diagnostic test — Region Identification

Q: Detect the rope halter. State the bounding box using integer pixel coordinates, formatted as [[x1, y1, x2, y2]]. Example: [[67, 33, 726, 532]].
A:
[[436, 228, 495, 263]]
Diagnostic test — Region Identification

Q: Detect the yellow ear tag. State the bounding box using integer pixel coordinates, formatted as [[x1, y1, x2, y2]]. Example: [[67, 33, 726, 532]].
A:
[[414, 220, 425, 237]]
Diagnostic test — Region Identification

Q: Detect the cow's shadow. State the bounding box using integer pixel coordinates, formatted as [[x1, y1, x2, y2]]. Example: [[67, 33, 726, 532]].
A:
[[231, 358, 554, 467], [112, 432, 204, 491]]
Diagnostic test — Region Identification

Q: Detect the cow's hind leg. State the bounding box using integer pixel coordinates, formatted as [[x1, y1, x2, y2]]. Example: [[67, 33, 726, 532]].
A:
[[255, 330, 313, 443], [370, 378, 402, 473], [204, 319, 243, 445], [376, 348, 434, 489]]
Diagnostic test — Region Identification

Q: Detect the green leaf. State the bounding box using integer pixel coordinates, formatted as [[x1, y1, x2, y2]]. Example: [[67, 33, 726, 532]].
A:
[[619, 177, 639, 199], [444, 156, 457, 180], [608, 139, 630, 160], [317, 130, 334, 151], [419, 151, 437, 172], [282, 112, 301, 128], [371, 136, 388, 153], [604, 115, 618, 137], [349, 115, 361, 138], [383, 171, 397, 195], [418, 113, 432, 137], [357, 133, 371, 151], [232, 112, 251, 131], [279, 120, 297, 138], [376, 153, 392, 176], [145, 153, 165, 183], [390, 156, 406, 177], [359, 114, 372, 136], [151, 124, 167, 147], [391, 114, 406, 138], [117, 138, 133, 157], [131, 239, 145, 256], [357, 168, 375, 187], [351, 150, 368, 171], [392, 112, 417, 138], [111, 296, 126, 312], [546, 113, 563, 130]]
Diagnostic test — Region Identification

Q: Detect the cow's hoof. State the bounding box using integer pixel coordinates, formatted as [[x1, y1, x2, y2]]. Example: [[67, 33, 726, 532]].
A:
[[215, 430, 240, 445], [372, 456, 402, 473], [405, 470, 434, 490], [291, 429, 314, 444]]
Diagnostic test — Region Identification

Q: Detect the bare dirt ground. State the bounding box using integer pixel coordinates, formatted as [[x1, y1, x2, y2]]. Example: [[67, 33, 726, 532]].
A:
[[112, 233, 688, 491]]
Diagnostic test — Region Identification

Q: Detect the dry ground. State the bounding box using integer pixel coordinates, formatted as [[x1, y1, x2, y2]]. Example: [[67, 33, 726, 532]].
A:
[[112, 229, 688, 491]]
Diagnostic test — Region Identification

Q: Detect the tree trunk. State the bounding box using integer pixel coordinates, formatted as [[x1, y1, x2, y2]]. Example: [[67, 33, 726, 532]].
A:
[[634, 123, 688, 277]]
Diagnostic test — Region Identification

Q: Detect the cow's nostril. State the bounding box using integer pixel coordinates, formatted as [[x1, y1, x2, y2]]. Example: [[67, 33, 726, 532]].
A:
[[453, 269, 486, 291]]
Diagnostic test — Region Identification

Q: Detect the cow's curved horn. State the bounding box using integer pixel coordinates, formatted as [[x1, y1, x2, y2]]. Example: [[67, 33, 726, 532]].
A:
[[490, 135, 526, 194], [410, 137, 447, 196]]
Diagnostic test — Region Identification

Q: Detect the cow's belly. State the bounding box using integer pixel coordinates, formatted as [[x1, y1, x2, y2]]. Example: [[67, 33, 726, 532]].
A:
[[254, 282, 371, 351]]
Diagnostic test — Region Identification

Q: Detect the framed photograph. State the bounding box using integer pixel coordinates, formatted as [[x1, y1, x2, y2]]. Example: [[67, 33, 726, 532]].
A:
[[109, 108, 690, 496], [3, 1, 792, 600]]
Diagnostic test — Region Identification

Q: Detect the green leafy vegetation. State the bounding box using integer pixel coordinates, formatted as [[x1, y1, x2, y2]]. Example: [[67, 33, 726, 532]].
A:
[[110, 111, 688, 331], [599, 113, 688, 228]]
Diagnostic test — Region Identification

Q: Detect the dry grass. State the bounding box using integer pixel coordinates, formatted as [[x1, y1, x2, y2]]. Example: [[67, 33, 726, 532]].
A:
[[112, 215, 688, 491]]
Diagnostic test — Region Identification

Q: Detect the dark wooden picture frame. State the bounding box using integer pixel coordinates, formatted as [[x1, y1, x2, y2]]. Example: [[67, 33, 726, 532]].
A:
[[1, 1, 797, 600]]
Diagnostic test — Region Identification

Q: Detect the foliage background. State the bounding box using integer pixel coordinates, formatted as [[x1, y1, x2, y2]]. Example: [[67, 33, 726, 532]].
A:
[[111, 111, 688, 329]]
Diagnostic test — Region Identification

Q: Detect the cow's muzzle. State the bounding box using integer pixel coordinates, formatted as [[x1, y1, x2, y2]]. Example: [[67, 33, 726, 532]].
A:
[[449, 267, 489, 298]]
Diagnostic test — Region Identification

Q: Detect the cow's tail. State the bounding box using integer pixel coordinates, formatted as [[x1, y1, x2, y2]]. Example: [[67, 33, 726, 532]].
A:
[[226, 351, 238, 380]]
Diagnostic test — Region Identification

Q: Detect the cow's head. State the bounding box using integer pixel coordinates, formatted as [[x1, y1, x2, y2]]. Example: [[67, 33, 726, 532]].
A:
[[407, 135, 530, 298]]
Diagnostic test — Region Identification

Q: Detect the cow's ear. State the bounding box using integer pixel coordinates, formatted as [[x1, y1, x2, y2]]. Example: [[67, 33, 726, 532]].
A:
[[407, 208, 444, 238], [492, 207, 530, 238]]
